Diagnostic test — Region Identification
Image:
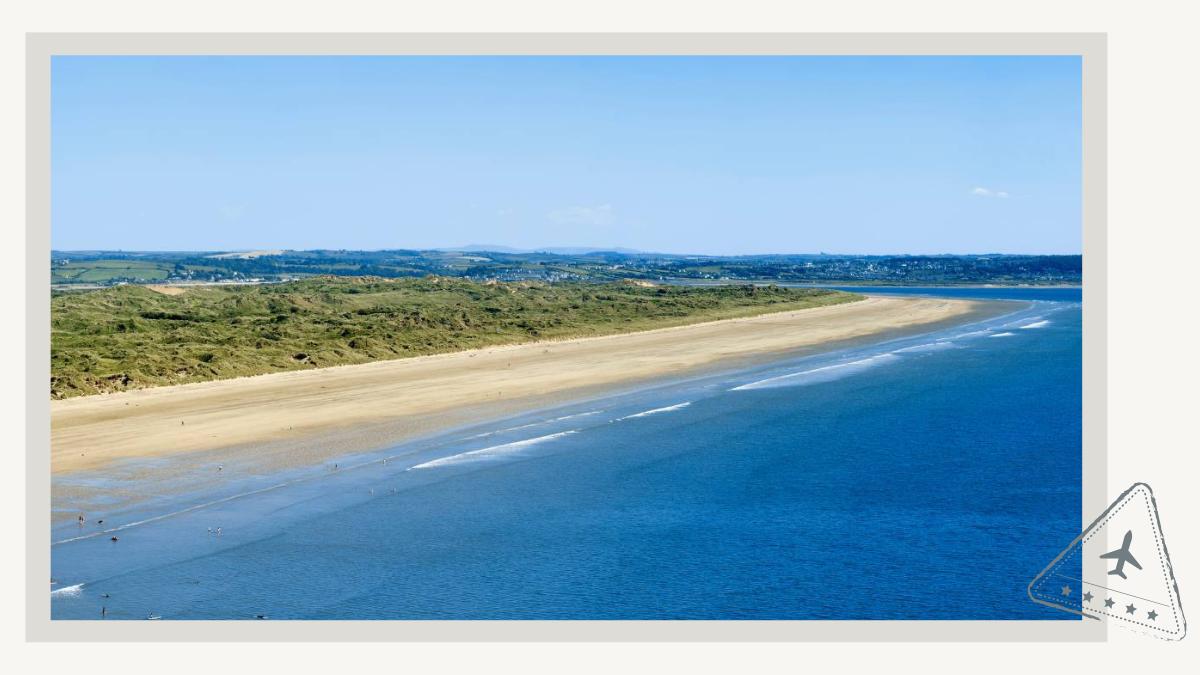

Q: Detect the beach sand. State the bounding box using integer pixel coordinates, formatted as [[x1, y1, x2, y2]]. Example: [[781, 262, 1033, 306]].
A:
[[52, 295, 980, 475]]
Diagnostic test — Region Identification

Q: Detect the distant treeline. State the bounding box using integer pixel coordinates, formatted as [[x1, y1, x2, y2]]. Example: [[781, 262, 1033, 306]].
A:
[[51, 249, 1082, 287]]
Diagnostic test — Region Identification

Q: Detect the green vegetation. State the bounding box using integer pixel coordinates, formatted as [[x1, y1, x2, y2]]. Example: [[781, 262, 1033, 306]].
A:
[[52, 259, 174, 284], [51, 276, 861, 398]]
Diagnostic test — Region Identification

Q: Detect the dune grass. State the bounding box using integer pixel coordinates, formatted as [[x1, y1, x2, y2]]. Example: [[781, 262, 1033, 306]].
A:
[[50, 276, 861, 398]]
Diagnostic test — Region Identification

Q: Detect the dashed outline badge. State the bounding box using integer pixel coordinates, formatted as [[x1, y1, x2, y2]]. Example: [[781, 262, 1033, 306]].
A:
[[1029, 483, 1186, 640]]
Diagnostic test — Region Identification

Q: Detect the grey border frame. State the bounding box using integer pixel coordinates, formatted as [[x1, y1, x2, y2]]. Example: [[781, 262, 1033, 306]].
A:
[[26, 32, 1106, 642]]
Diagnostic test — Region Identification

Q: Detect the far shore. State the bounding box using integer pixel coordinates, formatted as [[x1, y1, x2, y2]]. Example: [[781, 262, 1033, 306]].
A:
[[52, 295, 983, 475], [665, 279, 1082, 289]]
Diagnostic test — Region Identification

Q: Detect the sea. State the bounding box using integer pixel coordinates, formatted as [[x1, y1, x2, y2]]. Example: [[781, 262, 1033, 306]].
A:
[[51, 287, 1082, 620]]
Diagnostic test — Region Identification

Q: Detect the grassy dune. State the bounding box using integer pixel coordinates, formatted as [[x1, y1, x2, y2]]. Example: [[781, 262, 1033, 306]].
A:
[[50, 276, 861, 399]]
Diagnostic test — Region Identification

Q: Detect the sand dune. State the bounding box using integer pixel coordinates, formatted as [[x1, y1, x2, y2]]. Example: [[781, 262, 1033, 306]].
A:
[[51, 296, 978, 474]]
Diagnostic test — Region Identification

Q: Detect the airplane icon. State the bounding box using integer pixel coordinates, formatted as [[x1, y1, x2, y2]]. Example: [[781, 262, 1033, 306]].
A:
[[1100, 529, 1142, 579]]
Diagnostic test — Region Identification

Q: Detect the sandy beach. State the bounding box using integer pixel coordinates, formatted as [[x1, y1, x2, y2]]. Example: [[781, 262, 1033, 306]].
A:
[[51, 295, 979, 475]]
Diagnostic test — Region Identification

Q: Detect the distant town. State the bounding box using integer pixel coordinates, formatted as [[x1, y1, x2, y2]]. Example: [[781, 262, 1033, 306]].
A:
[[51, 248, 1082, 289]]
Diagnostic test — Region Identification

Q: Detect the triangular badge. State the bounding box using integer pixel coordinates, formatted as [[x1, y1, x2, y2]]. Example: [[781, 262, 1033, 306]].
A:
[[1029, 483, 1186, 640]]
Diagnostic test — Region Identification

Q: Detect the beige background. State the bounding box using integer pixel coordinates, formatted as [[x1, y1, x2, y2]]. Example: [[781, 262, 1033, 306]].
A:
[[7, 1, 1196, 672]]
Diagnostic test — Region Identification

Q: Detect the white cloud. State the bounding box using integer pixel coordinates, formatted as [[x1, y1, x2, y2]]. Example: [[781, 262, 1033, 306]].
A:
[[971, 187, 1010, 199], [547, 204, 614, 226]]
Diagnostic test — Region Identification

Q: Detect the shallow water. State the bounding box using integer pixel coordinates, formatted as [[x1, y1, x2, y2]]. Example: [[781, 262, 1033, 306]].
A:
[[52, 288, 1081, 620]]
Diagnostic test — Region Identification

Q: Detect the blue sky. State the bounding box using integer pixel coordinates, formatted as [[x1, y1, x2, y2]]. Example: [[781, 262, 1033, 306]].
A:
[[51, 56, 1081, 255]]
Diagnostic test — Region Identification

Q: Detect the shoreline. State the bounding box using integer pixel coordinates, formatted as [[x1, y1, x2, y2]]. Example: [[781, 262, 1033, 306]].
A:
[[52, 296, 984, 476]]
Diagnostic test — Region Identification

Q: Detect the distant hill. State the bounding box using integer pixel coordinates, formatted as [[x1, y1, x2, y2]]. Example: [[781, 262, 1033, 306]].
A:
[[207, 249, 287, 260], [447, 244, 528, 254], [448, 245, 645, 255]]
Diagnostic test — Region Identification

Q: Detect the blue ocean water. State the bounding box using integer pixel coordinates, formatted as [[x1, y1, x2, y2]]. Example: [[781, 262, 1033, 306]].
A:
[[51, 288, 1081, 620]]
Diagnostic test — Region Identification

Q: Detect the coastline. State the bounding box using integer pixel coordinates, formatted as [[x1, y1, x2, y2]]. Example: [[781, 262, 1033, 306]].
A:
[[667, 279, 1082, 289], [52, 295, 982, 476]]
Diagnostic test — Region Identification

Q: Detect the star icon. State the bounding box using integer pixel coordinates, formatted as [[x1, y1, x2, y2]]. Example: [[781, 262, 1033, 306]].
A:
[[1126, 603, 1137, 615], [1082, 591, 1094, 603], [1061, 585, 1072, 597], [1104, 597, 1115, 608], [1147, 610, 1158, 621]]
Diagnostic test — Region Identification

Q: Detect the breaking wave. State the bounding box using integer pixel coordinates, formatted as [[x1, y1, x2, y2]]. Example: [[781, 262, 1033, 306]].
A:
[[614, 402, 692, 421], [51, 583, 83, 597], [409, 431, 578, 470], [464, 411, 601, 440], [893, 341, 958, 354], [732, 353, 900, 391]]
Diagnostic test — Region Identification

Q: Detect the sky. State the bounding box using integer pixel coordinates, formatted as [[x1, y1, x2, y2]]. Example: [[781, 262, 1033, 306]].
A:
[[51, 55, 1081, 255]]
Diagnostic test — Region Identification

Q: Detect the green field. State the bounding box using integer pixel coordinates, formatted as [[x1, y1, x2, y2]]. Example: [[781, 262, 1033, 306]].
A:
[[50, 276, 860, 398], [52, 259, 174, 284]]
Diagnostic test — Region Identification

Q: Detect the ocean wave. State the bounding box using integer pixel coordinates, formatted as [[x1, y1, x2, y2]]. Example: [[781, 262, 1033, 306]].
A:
[[554, 411, 603, 422], [893, 341, 958, 354], [464, 411, 602, 440], [999, 315, 1041, 329], [732, 353, 899, 391], [51, 583, 83, 597], [409, 431, 578, 470], [614, 402, 692, 421], [989, 332, 1016, 338], [464, 421, 541, 439], [1020, 320, 1050, 329]]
